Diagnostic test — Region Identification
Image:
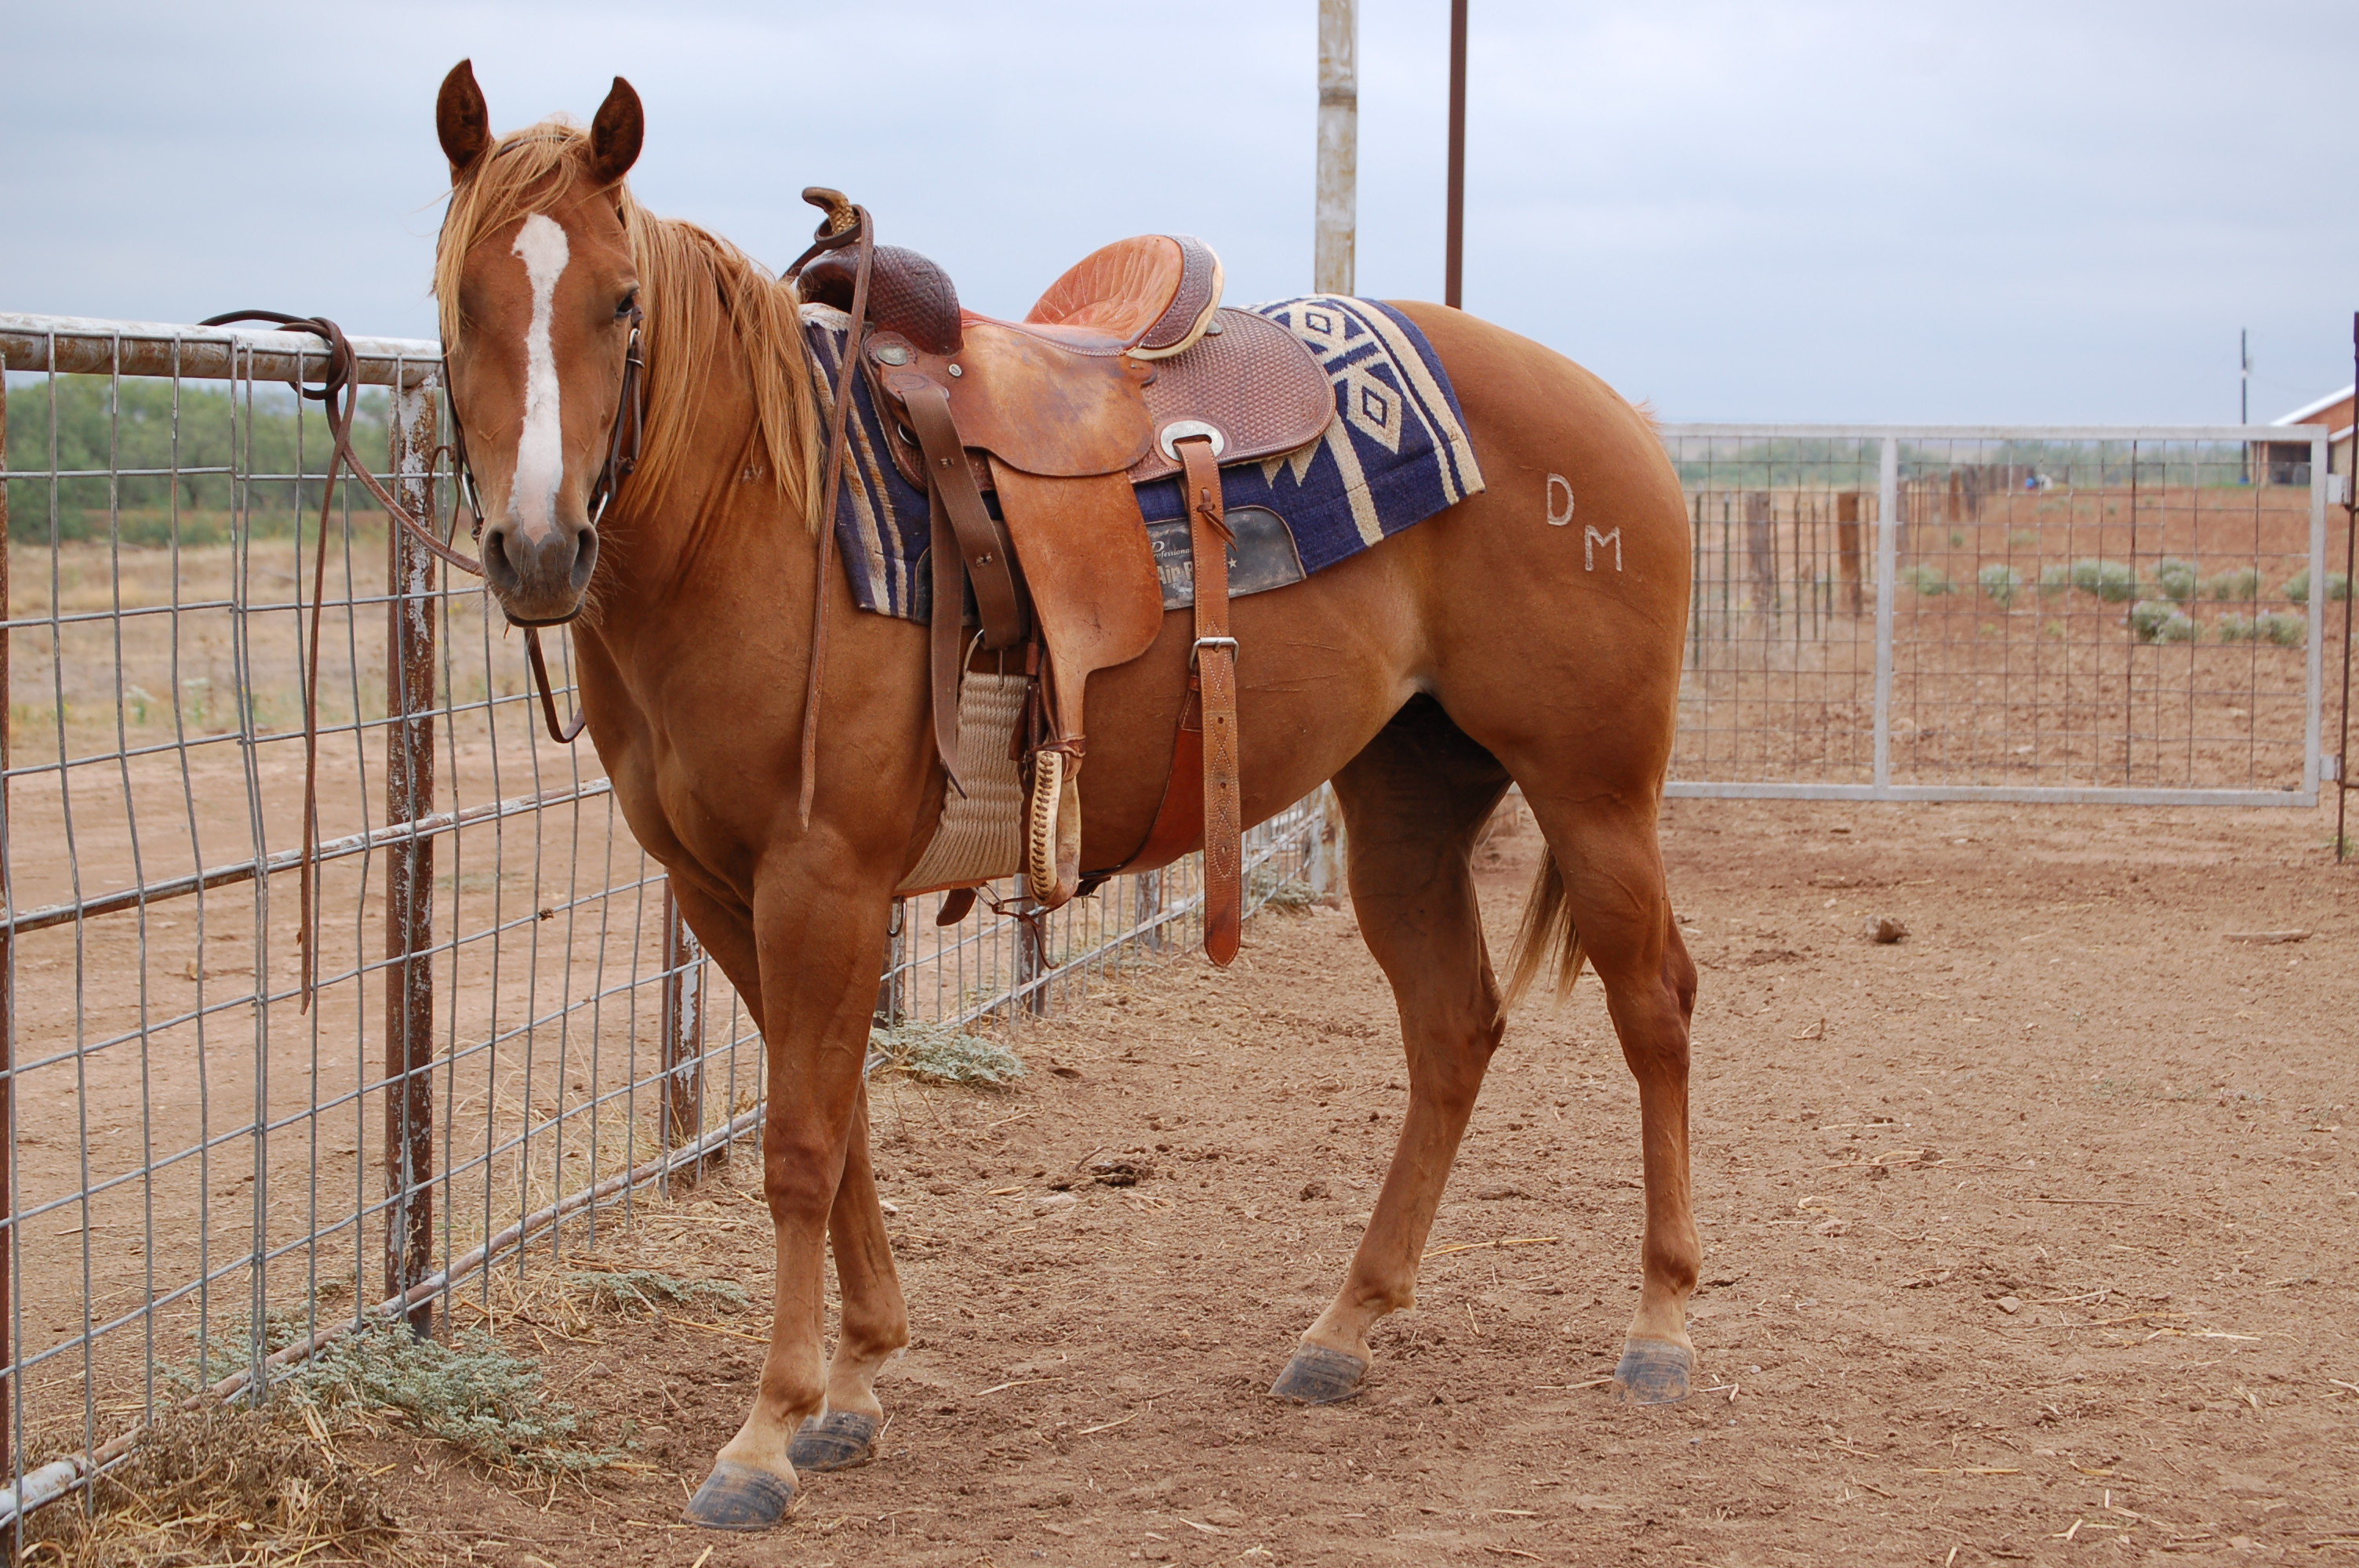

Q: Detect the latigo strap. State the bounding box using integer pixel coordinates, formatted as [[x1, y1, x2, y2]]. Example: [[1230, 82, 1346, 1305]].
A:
[[1176, 437, 1241, 966]]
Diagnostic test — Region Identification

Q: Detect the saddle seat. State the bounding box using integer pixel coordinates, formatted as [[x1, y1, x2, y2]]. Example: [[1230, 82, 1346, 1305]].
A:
[[801, 232, 1224, 363]]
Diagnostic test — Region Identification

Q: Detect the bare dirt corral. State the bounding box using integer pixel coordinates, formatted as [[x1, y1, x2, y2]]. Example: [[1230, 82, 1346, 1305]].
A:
[[177, 796, 2359, 1563]]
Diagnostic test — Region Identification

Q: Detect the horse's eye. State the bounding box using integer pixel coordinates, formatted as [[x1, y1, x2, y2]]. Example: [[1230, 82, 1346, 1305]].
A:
[[616, 289, 639, 321]]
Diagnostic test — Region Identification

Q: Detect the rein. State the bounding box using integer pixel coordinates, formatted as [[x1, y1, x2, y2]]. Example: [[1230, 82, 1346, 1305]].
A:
[[198, 305, 644, 1007], [782, 187, 875, 829]]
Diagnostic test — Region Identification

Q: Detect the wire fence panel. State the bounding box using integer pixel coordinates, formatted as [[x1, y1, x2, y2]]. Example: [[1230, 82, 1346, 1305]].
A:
[[0, 313, 1325, 1523], [1660, 425, 2341, 805]]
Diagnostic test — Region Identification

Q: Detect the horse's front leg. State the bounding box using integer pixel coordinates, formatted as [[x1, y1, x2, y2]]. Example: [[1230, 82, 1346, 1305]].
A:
[[683, 855, 896, 1530], [787, 1080, 909, 1471]]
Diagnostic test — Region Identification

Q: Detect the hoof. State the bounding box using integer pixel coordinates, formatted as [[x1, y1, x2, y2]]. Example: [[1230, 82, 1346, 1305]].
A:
[[790, 1410, 879, 1472], [1610, 1338, 1693, 1406], [1269, 1343, 1369, 1405], [682, 1459, 798, 1531]]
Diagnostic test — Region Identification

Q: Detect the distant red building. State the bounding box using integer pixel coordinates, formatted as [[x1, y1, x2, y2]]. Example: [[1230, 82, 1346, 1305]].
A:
[[2258, 385, 2354, 489]]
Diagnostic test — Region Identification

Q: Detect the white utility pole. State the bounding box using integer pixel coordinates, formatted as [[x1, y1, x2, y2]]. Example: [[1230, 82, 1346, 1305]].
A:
[[1315, 0, 1358, 296]]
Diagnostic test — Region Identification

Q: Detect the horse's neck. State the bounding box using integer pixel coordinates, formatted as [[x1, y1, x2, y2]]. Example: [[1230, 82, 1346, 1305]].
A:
[[592, 327, 808, 655]]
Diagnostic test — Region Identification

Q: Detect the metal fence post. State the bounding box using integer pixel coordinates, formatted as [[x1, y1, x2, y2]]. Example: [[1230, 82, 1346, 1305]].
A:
[[1014, 906, 1049, 1017], [2305, 432, 2330, 803], [660, 883, 706, 1189], [1133, 870, 1162, 952], [384, 372, 438, 1336], [0, 373, 14, 1478], [872, 898, 905, 1029], [1307, 783, 1346, 905], [1872, 435, 1899, 796]]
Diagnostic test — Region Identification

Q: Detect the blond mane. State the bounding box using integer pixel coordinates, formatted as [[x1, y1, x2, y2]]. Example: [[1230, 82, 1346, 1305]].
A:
[[434, 118, 822, 525]]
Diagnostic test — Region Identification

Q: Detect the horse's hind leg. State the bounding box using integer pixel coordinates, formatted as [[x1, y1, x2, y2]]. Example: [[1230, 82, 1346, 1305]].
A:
[[1514, 793, 1701, 1403], [1271, 698, 1510, 1404], [788, 1084, 910, 1472]]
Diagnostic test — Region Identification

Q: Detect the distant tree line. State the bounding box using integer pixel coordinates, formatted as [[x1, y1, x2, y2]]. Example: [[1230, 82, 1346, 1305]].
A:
[[3, 373, 393, 545]]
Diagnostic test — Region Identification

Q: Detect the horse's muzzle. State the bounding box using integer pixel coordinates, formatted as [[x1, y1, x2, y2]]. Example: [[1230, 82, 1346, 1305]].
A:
[[482, 517, 598, 626]]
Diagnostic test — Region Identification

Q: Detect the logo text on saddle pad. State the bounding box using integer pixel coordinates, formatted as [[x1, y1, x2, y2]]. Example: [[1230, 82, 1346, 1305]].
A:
[[1146, 506, 1307, 608]]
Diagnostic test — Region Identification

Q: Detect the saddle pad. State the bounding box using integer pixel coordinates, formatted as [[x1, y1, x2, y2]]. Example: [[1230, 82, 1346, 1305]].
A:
[[802, 296, 1485, 623]]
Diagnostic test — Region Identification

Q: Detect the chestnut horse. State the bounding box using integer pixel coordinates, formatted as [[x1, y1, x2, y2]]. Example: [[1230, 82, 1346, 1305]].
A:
[[429, 63, 1700, 1530]]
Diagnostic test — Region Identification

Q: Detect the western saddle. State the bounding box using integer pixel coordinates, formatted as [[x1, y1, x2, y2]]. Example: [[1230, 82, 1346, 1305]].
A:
[[791, 191, 1332, 963]]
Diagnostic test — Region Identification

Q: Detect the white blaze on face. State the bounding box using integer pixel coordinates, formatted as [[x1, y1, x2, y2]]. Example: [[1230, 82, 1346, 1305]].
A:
[[509, 213, 571, 536]]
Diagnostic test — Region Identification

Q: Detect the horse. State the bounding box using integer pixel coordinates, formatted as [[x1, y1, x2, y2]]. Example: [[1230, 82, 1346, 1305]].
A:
[[427, 61, 1702, 1530]]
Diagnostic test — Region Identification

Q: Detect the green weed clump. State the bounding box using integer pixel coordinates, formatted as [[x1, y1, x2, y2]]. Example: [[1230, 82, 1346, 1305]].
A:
[[2150, 557, 2198, 602], [2222, 611, 2307, 647], [1977, 564, 2023, 608], [569, 1268, 750, 1318], [282, 1319, 620, 1473], [870, 1021, 1027, 1086], [2281, 568, 2352, 604], [2259, 611, 2308, 646], [2128, 600, 2199, 643], [1249, 865, 1319, 912], [2070, 559, 2138, 602], [2037, 564, 2074, 597], [1900, 564, 1954, 596], [2203, 566, 2262, 601]]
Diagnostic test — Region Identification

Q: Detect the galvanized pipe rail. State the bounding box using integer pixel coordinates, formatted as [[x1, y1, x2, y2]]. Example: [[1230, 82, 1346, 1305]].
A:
[[0, 313, 439, 387]]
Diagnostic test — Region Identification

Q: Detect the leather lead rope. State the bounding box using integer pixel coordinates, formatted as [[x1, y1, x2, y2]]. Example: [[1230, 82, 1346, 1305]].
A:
[[1176, 437, 1241, 966], [784, 191, 874, 829]]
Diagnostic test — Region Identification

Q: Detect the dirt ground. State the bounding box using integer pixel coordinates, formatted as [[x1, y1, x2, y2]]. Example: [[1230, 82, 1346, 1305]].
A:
[[313, 795, 2352, 1562]]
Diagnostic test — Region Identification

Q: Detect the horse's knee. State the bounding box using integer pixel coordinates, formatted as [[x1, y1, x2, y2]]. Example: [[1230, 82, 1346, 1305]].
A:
[[761, 1135, 841, 1226]]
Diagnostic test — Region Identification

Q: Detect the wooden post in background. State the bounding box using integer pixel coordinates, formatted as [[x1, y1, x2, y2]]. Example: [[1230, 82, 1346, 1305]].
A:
[[1837, 492, 1864, 614], [1315, 0, 1358, 296], [1445, 0, 1468, 308], [383, 372, 438, 1337]]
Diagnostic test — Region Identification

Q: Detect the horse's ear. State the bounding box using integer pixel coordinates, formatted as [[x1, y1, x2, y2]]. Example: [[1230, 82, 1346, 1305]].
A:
[[437, 60, 491, 182], [587, 76, 644, 189]]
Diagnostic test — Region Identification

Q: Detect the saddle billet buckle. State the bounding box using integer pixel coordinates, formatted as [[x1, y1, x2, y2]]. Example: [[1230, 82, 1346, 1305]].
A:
[[1159, 419, 1227, 462], [1190, 634, 1238, 670]]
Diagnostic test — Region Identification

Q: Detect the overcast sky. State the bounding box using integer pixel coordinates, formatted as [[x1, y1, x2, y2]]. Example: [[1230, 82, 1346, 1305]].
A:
[[5, 0, 2354, 423]]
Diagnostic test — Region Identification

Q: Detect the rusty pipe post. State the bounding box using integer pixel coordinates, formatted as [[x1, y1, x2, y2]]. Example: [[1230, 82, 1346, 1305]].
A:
[[659, 884, 705, 1190], [383, 373, 438, 1337]]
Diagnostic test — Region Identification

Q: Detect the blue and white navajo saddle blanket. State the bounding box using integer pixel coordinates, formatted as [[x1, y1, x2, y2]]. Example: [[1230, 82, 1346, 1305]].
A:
[[803, 296, 1485, 622]]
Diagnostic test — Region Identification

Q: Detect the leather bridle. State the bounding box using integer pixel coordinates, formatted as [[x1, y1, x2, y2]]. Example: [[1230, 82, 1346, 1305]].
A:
[[199, 299, 645, 1006]]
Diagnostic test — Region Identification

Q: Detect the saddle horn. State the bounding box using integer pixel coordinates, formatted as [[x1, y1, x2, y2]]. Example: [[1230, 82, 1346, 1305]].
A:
[[787, 188, 964, 358]]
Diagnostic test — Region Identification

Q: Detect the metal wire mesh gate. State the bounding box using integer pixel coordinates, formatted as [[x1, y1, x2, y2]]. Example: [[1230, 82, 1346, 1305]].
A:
[[1659, 424, 2341, 806], [0, 312, 1331, 1522]]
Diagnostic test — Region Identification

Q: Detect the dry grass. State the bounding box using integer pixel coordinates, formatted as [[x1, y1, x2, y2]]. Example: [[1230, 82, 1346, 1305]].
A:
[[18, 1407, 409, 1567]]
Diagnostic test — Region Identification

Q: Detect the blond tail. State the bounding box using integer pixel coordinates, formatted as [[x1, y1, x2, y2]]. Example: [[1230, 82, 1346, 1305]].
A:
[[1502, 846, 1586, 1012]]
